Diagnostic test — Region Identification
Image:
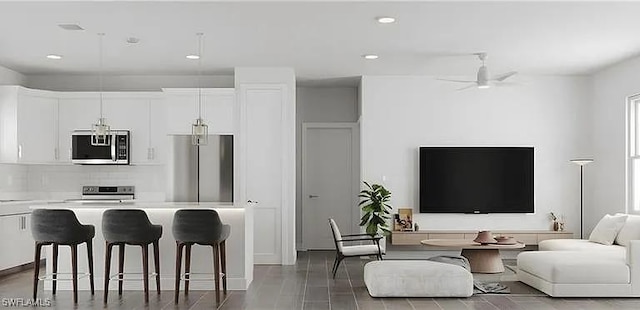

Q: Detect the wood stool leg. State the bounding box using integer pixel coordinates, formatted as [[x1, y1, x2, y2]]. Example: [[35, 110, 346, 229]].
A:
[[32, 242, 43, 300], [104, 242, 114, 304], [71, 244, 78, 304], [174, 242, 184, 304], [87, 240, 94, 295], [221, 241, 227, 294], [118, 244, 125, 296], [52, 243, 58, 295], [142, 244, 149, 303], [184, 244, 192, 296], [153, 240, 160, 294], [213, 244, 221, 304]]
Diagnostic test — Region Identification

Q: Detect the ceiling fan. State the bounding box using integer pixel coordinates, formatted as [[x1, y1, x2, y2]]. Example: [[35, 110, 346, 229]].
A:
[[437, 53, 517, 90]]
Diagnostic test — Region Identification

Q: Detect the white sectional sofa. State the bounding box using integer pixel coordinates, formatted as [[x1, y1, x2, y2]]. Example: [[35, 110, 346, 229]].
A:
[[517, 214, 640, 297]]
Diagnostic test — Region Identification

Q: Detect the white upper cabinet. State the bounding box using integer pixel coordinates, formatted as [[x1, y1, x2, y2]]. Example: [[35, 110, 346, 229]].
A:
[[58, 92, 165, 164], [0, 86, 58, 164], [0, 87, 233, 165]]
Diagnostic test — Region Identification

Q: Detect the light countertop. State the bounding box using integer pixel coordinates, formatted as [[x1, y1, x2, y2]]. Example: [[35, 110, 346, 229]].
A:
[[29, 201, 244, 210], [0, 200, 52, 217]]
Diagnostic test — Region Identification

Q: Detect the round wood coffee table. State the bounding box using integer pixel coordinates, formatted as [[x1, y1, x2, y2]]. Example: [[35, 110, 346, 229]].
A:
[[420, 239, 525, 273]]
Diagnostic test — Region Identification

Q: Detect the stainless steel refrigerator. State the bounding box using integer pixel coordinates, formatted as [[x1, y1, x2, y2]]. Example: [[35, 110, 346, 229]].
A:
[[166, 135, 233, 202]]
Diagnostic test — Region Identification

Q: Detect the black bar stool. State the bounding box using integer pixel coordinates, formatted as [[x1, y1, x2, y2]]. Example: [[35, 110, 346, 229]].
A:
[[31, 209, 95, 304], [172, 209, 230, 304], [102, 209, 162, 304]]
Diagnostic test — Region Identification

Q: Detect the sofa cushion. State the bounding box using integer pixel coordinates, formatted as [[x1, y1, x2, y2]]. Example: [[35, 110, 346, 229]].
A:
[[538, 239, 626, 257], [589, 214, 628, 245], [615, 214, 640, 247], [517, 251, 630, 284]]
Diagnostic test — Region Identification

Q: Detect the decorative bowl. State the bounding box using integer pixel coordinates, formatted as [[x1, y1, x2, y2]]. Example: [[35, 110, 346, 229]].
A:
[[494, 236, 518, 245]]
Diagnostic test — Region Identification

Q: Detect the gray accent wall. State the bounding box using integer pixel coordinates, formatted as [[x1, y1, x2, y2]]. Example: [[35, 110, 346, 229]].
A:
[[296, 87, 359, 250]]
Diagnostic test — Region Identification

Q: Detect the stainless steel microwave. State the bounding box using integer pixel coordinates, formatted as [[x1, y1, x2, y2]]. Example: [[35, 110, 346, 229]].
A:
[[71, 130, 130, 165]]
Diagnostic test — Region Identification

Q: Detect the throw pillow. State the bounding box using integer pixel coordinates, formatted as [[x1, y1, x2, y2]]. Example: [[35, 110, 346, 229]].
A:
[[615, 214, 640, 247], [589, 214, 628, 245]]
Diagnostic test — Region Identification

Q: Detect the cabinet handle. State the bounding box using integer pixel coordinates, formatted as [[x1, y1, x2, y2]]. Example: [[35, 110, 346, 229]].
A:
[[17, 145, 22, 159], [54, 148, 59, 160], [247, 200, 259, 204]]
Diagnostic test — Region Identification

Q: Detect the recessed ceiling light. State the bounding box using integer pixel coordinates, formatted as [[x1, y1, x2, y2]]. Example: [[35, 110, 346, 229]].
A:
[[186, 55, 200, 60], [376, 16, 396, 24], [126, 37, 140, 44], [58, 24, 84, 31], [363, 54, 379, 60], [46, 54, 63, 60]]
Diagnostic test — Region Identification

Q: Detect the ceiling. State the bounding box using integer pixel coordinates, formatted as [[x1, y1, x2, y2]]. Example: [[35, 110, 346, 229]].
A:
[[1, 0, 640, 83]]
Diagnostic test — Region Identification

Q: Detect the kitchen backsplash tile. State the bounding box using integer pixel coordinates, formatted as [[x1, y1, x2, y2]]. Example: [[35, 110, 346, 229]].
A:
[[0, 164, 28, 199], [20, 164, 166, 201]]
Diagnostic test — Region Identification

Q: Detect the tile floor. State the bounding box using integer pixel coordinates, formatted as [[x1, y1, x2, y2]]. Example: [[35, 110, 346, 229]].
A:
[[1, 251, 640, 309]]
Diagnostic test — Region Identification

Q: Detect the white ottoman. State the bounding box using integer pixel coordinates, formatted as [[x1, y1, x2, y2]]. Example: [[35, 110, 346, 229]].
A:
[[363, 260, 473, 297]]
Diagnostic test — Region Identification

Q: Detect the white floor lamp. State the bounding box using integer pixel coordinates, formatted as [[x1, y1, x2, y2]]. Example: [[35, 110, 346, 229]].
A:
[[570, 158, 594, 239]]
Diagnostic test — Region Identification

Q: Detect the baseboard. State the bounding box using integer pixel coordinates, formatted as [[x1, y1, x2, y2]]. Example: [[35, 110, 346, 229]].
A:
[[0, 259, 44, 278]]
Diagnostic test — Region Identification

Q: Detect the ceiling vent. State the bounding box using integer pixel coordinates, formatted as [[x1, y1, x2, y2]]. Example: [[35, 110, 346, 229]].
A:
[[58, 24, 84, 31]]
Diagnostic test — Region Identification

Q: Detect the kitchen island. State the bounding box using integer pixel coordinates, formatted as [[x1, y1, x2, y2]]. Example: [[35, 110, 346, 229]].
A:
[[29, 202, 253, 291]]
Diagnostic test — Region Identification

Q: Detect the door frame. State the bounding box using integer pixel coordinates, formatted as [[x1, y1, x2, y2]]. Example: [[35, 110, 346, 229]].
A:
[[301, 122, 360, 250]]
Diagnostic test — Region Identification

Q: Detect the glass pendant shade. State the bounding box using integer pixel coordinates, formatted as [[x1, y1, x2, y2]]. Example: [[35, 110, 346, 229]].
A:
[[91, 117, 111, 146], [192, 118, 208, 145]]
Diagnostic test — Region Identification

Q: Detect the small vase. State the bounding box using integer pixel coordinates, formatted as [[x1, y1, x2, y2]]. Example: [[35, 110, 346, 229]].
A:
[[553, 221, 559, 231]]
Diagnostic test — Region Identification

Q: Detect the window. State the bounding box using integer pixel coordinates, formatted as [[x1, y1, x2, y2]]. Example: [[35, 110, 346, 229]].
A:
[[628, 95, 640, 214]]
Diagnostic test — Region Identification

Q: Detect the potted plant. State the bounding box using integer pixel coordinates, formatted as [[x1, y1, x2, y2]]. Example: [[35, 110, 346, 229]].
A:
[[359, 181, 393, 236]]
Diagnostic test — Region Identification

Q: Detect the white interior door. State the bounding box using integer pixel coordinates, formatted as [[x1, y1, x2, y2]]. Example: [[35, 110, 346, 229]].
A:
[[246, 88, 283, 264], [303, 124, 357, 250]]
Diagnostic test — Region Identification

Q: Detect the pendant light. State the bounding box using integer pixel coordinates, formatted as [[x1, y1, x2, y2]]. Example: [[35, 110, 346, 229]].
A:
[[91, 33, 110, 146], [192, 32, 208, 145]]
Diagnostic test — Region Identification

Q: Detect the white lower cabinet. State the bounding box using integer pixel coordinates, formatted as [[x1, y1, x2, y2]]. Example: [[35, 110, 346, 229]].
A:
[[0, 214, 33, 271]]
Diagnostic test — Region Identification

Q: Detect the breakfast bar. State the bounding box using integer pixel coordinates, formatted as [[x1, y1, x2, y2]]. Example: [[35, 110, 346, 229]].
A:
[[29, 202, 253, 291]]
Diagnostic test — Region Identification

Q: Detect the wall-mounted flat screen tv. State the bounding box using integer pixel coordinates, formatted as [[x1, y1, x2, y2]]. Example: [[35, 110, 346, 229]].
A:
[[419, 147, 534, 213]]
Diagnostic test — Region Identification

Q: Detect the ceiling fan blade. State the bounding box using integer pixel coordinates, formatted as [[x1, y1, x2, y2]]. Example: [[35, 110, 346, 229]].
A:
[[436, 78, 476, 83], [494, 81, 523, 87], [492, 71, 517, 82], [456, 84, 477, 91]]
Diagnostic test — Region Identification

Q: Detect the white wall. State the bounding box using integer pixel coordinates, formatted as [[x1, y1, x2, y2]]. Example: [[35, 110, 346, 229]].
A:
[[295, 87, 358, 248], [0, 65, 25, 86], [589, 55, 640, 230], [360, 75, 591, 232], [26, 74, 233, 91]]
